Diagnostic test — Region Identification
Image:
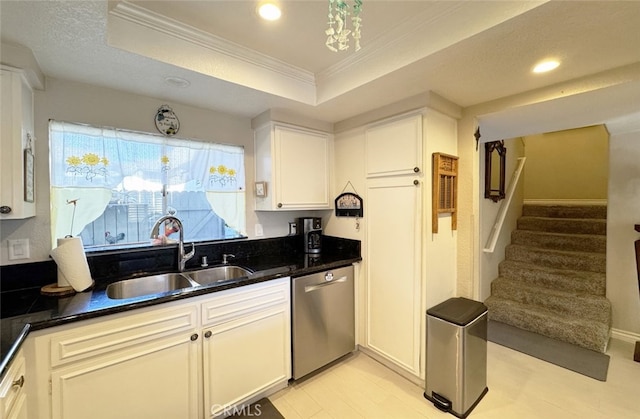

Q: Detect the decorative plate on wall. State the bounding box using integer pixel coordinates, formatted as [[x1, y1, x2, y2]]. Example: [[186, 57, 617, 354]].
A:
[[155, 105, 180, 136]]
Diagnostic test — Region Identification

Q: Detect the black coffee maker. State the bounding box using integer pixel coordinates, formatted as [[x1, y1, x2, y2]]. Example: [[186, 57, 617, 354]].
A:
[[298, 217, 322, 254]]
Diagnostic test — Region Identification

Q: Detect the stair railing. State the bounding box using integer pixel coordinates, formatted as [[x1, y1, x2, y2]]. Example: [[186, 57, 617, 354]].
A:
[[483, 157, 526, 253]]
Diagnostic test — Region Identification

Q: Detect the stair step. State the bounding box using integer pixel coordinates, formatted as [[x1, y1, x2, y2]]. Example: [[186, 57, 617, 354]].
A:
[[522, 204, 607, 220], [490, 277, 611, 323], [518, 216, 607, 235], [506, 244, 606, 273], [499, 260, 606, 295], [511, 230, 606, 253], [485, 296, 610, 353]]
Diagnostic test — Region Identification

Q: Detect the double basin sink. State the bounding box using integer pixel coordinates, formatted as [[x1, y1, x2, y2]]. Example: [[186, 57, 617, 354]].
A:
[[106, 265, 253, 300]]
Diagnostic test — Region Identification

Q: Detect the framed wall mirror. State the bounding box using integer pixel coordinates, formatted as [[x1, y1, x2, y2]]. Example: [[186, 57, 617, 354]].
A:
[[484, 140, 506, 202]]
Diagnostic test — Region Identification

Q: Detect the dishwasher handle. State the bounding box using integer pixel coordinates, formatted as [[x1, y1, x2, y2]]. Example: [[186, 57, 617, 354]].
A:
[[304, 276, 348, 293]]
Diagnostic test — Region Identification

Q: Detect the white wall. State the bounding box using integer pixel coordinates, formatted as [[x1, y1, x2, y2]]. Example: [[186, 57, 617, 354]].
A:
[[423, 109, 458, 308], [324, 129, 366, 344], [607, 129, 640, 337], [478, 137, 525, 300], [0, 77, 317, 265]]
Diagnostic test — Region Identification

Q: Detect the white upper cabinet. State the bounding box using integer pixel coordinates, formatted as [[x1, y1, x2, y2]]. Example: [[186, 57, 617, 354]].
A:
[[255, 123, 331, 210], [365, 113, 422, 178], [0, 66, 36, 219]]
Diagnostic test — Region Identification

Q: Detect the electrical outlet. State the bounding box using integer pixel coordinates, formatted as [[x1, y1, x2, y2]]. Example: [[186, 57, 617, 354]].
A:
[[255, 224, 264, 237], [8, 239, 30, 260]]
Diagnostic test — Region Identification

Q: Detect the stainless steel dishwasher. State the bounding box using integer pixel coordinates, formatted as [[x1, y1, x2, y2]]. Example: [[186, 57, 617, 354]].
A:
[[292, 265, 355, 379]]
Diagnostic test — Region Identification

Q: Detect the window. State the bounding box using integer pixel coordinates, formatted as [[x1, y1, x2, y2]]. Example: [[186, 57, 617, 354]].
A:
[[49, 121, 246, 250]]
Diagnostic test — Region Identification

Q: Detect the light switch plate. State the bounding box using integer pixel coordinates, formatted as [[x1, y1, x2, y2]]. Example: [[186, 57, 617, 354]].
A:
[[8, 239, 30, 260], [255, 224, 264, 237]]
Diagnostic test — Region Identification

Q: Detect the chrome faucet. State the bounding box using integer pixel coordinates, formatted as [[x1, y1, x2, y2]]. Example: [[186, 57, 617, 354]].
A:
[[222, 253, 235, 264], [150, 215, 195, 272]]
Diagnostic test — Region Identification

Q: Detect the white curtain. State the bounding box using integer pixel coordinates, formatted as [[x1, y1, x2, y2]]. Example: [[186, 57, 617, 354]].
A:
[[49, 120, 245, 247]]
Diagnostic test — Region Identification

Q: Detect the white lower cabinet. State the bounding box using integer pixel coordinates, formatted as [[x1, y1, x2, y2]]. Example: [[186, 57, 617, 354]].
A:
[[201, 277, 291, 417], [26, 277, 291, 419], [35, 304, 200, 419], [0, 349, 28, 419]]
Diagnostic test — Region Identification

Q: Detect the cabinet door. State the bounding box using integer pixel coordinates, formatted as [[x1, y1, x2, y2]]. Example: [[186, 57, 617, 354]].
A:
[[254, 124, 330, 211], [50, 333, 200, 419], [366, 177, 423, 376], [6, 393, 27, 419], [274, 126, 330, 210], [45, 304, 200, 419], [0, 351, 27, 419], [0, 67, 36, 219], [202, 278, 291, 417], [365, 113, 422, 178]]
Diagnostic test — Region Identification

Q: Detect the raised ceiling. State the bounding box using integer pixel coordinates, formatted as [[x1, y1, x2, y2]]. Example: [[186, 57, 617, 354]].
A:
[[1, 1, 640, 124]]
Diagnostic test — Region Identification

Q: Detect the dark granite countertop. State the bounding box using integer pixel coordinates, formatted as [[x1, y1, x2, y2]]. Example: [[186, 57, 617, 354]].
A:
[[0, 235, 361, 380]]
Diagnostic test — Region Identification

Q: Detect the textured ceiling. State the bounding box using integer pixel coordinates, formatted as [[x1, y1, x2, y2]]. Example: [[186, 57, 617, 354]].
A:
[[1, 1, 640, 125]]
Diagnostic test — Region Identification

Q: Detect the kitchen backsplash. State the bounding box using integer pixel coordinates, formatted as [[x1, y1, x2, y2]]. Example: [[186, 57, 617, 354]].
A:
[[0, 235, 361, 294]]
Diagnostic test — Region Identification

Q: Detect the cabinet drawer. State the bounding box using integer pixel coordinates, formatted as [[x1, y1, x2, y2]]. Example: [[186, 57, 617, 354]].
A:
[[0, 353, 26, 418], [49, 305, 197, 368], [201, 277, 290, 327]]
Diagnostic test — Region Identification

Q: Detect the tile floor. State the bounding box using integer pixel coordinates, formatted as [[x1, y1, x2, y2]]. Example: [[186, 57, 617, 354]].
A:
[[271, 339, 640, 418]]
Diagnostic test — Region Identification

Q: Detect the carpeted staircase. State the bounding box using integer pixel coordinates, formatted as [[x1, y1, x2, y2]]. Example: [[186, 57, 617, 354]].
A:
[[485, 204, 612, 353]]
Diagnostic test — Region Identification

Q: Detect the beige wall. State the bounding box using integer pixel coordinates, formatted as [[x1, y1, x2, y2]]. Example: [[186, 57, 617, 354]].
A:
[[523, 125, 609, 201]]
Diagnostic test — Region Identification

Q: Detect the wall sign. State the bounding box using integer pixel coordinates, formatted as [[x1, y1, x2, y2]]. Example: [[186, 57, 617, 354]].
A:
[[154, 105, 180, 136], [335, 192, 363, 217]]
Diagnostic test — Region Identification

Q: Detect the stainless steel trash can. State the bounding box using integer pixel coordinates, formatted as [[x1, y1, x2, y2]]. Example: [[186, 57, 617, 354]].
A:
[[424, 297, 488, 418]]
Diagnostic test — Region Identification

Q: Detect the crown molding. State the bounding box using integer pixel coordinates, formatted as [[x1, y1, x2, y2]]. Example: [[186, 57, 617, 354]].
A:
[[109, 1, 316, 87]]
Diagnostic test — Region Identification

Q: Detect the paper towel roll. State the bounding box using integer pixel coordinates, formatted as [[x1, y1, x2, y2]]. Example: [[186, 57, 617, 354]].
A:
[[50, 237, 93, 292]]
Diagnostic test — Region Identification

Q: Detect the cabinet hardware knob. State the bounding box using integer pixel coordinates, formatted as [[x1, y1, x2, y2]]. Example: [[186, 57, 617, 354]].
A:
[[0, 206, 12, 214], [204, 331, 212, 338], [12, 375, 24, 388], [414, 167, 420, 173], [413, 180, 419, 186], [190, 333, 199, 341], [277, 203, 283, 208]]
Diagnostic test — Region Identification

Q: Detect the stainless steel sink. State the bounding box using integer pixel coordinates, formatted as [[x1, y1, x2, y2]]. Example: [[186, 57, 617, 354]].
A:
[[106, 273, 197, 299], [186, 265, 252, 285]]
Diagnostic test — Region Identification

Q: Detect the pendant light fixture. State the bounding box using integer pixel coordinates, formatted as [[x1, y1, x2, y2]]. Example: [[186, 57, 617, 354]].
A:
[[325, 0, 363, 52]]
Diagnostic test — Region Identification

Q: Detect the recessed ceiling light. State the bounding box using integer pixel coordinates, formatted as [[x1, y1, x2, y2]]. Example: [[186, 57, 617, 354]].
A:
[[258, 2, 281, 21], [533, 60, 560, 74], [164, 76, 190, 88]]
